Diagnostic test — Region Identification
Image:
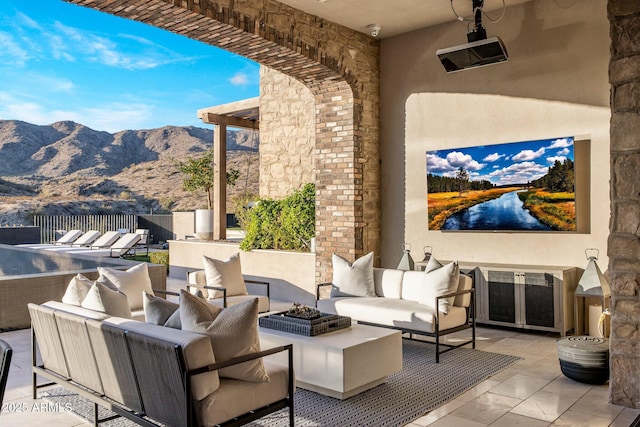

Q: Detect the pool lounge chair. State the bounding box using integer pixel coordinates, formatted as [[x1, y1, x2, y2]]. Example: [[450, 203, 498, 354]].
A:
[[66, 233, 142, 258], [18, 229, 84, 248], [132, 228, 150, 255], [51, 229, 84, 245], [42, 231, 122, 252], [68, 230, 101, 247]]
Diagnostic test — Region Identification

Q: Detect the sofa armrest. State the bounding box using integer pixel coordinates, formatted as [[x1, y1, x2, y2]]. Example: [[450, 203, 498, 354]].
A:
[[435, 288, 475, 326], [152, 288, 179, 298], [192, 344, 293, 374], [185, 284, 228, 307]]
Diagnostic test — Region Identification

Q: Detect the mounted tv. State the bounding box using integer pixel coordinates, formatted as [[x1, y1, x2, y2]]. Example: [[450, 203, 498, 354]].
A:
[[426, 136, 588, 232]]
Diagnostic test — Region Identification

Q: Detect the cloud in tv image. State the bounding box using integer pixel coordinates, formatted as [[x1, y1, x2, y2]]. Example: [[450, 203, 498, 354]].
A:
[[427, 136, 576, 232]]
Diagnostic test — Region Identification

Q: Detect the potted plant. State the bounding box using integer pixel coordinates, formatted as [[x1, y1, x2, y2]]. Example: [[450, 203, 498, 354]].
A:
[[175, 150, 239, 240]]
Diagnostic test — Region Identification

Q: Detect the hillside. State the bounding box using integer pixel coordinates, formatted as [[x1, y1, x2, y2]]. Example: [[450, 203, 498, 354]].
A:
[[0, 120, 260, 226]]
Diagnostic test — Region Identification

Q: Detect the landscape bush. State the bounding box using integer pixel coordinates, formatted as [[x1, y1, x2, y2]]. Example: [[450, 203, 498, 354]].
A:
[[239, 183, 315, 251], [149, 251, 169, 272]]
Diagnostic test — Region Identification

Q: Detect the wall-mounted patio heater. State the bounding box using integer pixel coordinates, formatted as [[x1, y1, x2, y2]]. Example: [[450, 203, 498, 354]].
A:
[[574, 248, 611, 336]]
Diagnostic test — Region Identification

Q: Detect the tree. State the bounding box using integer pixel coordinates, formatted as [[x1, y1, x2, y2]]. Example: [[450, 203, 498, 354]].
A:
[[175, 150, 240, 209], [456, 167, 469, 196]]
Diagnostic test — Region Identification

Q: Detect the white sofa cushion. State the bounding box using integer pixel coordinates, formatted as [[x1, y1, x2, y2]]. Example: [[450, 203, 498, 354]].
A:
[[81, 282, 132, 318], [419, 260, 460, 314], [374, 267, 404, 298], [400, 270, 424, 303], [61, 274, 94, 306], [97, 263, 154, 311], [195, 360, 290, 426], [180, 291, 269, 383], [330, 252, 376, 297], [203, 254, 248, 298], [317, 296, 468, 334]]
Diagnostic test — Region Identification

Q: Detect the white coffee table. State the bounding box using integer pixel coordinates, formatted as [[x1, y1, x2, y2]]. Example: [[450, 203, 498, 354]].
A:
[[259, 323, 402, 399]]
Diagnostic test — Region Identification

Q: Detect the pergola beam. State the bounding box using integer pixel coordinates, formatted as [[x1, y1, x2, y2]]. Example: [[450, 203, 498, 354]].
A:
[[201, 112, 259, 129]]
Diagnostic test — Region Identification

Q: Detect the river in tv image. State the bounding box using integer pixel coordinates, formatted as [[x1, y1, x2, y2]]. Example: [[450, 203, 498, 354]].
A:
[[442, 190, 552, 231]]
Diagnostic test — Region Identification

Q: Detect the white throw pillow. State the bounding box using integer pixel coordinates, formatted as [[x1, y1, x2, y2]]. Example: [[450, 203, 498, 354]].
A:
[[202, 254, 248, 298], [81, 282, 132, 318], [97, 263, 153, 311], [61, 274, 94, 306], [330, 252, 376, 297], [179, 291, 269, 383], [418, 259, 460, 314]]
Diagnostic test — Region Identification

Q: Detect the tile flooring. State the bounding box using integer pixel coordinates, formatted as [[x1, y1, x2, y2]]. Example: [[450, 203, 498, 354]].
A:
[[1, 279, 638, 426]]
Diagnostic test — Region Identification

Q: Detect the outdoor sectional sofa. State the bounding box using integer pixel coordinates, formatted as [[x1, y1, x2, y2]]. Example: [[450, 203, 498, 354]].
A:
[[316, 259, 475, 363], [28, 300, 294, 426]]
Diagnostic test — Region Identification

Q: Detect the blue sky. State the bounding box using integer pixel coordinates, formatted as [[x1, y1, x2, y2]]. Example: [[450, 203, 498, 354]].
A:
[[427, 136, 575, 186], [0, 0, 260, 133]]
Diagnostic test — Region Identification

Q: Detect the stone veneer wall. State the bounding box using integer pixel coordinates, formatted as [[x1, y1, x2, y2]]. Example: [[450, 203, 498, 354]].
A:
[[65, 0, 381, 283], [608, 0, 640, 409], [259, 66, 315, 198]]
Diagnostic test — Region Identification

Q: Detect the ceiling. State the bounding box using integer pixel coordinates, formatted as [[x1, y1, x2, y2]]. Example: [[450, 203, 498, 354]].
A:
[[276, 0, 531, 38]]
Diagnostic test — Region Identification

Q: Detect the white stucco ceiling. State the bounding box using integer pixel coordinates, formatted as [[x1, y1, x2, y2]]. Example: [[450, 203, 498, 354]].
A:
[[277, 0, 532, 38]]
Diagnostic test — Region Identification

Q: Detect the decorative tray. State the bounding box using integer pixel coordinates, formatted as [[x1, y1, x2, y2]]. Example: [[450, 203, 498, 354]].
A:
[[259, 311, 351, 336]]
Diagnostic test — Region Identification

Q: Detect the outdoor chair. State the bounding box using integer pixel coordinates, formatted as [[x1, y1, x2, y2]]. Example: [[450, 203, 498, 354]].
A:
[[42, 230, 122, 252], [62, 233, 142, 258], [186, 254, 271, 313], [17, 229, 84, 248], [52, 229, 84, 245], [68, 230, 101, 247], [0, 338, 12, 408], [133, 228, 150, 255]]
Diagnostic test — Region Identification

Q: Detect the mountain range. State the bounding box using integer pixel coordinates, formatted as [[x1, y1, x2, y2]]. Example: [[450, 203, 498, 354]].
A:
[[0, 119, 260, 226]]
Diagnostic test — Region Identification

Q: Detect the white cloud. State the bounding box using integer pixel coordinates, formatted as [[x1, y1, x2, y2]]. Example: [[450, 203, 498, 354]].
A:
[[483, 152, 504, 162], [426, 153, 454, 174], [0, 93, 152, 133], [488, 161, 548, 185], [230, 72, 249, 86], [0, 32, 30, 66], [445, 151, 485, 171], [557, 148, 570, 155], [512, 147, 546, 162], [50, 22, 192, 70], [548, 137, 573, 149]]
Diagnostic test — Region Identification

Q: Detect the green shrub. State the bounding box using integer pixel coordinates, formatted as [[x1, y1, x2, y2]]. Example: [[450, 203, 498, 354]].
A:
[[239, 183, 315, 251], [150, 251, 169, 272]]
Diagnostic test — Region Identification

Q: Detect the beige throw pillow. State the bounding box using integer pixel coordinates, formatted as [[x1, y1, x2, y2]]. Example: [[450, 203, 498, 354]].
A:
[[97, 263, 153, 311], [330, 252, 376, 297], [81, 282, 132, 318], [202, 254, 247, 298], [179, 291, 269, 383], [419, 258, 460, 314], [61, 274, 94, 306]]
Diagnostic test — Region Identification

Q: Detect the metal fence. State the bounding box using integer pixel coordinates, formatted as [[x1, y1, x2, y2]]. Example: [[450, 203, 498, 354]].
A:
[[32, 214, 175, 244], [33, 215, 138, 244]]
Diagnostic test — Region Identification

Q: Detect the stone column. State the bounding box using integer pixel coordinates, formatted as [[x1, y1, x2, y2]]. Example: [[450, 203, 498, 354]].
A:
[[608, 0, 640, 409]]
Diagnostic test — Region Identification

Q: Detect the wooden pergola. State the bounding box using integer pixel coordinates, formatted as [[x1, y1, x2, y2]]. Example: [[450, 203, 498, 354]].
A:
[[197, 97, 259, 240]]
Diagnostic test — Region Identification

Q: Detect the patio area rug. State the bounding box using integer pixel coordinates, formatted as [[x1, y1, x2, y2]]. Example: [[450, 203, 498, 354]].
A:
[[43, 339, 520, 427]]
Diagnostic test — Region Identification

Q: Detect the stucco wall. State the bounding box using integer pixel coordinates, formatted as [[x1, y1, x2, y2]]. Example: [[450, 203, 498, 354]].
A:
[[259, 66, 316, 198], [380, 0, 610, 269]]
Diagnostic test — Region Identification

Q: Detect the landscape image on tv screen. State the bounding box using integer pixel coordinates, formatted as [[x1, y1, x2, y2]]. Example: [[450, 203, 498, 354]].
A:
[[427, 136, 576, 232]]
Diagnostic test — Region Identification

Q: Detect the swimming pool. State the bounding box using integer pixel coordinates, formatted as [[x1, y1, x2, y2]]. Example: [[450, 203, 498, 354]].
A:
[[0, 244, 166, 329]]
